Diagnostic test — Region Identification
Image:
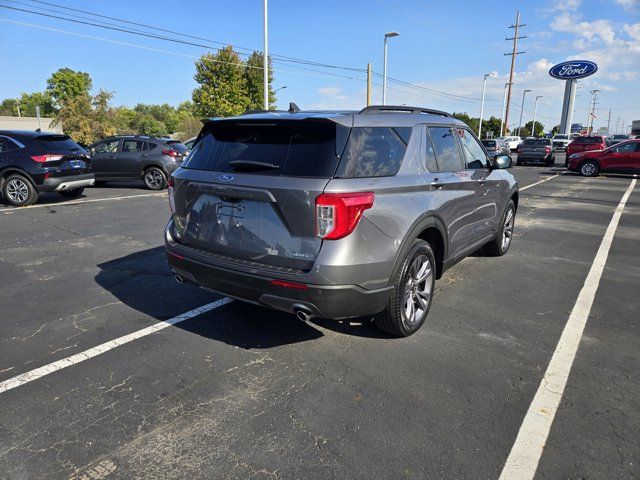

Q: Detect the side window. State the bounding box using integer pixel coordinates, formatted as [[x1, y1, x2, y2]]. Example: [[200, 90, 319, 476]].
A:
[[424, 128, 438, 172], [0, 138, 7, 153], [427, 126, 464, 172], [122, 140, 144, 152], [146, 142, 157, 151], [337, 127, 411, 178], [457, 128, 487, 169], [612, 142, 636, 153], [0, 136, 21, 152], [94, 140, 119, 154]]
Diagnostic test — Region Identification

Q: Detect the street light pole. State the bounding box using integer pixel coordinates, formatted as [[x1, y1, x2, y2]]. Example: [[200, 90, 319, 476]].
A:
[[532, 95, 543, 137], [263, 0, 269, 111], [382, 32, 399, 105], [500, 82, 513, 137], [518, 89, 531, 136], [478, 72, 495, 139]]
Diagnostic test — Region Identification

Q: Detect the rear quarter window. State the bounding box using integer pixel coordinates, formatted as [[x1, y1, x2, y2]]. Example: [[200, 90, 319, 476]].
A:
[[335, 127, 411, 178], [36, 135, 85, 153]]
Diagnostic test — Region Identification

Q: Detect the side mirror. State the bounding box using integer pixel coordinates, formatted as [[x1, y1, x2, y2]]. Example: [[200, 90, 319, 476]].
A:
[[493, 155, 512, 169]]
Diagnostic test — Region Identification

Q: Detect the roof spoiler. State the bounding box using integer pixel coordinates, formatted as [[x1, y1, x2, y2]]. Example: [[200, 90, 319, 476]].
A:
[[359, 105, 452, 118]]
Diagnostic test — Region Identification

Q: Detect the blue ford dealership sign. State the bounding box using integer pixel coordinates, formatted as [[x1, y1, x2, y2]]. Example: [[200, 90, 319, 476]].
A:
[[549, 60, 598, 80]]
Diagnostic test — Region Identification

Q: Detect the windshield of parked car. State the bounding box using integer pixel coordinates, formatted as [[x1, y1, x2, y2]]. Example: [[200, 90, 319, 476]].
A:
[[554, 135, 568, 140], [481, 140, 497, 147], [36, 135, 85, 152], [573, 136, 603, 144], [523, 139, 550, 145]]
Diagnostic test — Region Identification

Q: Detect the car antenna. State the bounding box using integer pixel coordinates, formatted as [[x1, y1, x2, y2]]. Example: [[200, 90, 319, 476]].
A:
[[288, 102, 301, 114]]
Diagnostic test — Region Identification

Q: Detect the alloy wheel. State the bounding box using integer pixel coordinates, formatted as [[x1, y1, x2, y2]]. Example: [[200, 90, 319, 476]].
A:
[[502, 208, 514, 251], [402, 255, 433, 325], [144, 169, 163, 189], [6, 178, 29, 204], [581, 162, 596, 176]]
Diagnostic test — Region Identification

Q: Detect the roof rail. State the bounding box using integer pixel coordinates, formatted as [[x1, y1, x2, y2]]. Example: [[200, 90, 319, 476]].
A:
[[359, 105, 452, 118]]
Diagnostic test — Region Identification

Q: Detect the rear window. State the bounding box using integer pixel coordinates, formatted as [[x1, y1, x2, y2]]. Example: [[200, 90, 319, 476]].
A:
[[36, 135, 84, 152], [523, 139, 551, 146], [182, 121, 344, 178], [166, 140, 188, 153], [573, 136, 603, 144], [335, 127, 412, 178], [481, 140, 497, 147]]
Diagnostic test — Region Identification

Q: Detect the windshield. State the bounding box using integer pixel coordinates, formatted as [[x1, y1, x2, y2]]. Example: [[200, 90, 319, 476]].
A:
[[36, 135, 85, 153], [554, 135, 568, 140], [523, 139, 550, 145], [574, 136, 603, 144]]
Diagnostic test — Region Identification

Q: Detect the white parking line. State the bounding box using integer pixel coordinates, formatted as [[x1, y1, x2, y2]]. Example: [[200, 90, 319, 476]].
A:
[[520, 172, 564, 191], [0, 192, 165, 213], [0, 297, 232, 394], [500, 178, 636, 480]]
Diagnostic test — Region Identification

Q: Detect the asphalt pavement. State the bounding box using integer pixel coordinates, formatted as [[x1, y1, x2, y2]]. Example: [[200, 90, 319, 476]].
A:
[[1, 157, 638, 479]]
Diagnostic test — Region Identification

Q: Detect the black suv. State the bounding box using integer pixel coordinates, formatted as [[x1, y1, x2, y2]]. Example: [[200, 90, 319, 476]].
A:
[[87, 136, 188, 190], [166, 105, 518, 337], [0, 130, 94, 207]]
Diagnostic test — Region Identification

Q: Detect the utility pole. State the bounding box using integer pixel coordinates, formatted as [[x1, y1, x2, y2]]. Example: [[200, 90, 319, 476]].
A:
[[615, 117, 621, 134], [503, 11, 526, 135], [588, 89, 600, 133], [366, 63, 372, 106], [606, 109, 611, 133], [263, 0, 269, 111]]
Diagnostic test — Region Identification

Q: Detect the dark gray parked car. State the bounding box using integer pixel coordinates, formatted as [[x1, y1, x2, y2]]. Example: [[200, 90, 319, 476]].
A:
[[165, 105, 518, 336], [481, 139, 511, 158], [516, 138, 556, 166], [87, 135, 188, 190]]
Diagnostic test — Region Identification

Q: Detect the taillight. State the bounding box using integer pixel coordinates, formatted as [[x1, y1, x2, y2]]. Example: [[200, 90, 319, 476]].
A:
[[31, 154, 64, 163], [315, 192, 374, 240], [545, 146, 551, 154], [271, 279, 308, 290], [167, 176, 175, 213], [162, 149, 178, 157]]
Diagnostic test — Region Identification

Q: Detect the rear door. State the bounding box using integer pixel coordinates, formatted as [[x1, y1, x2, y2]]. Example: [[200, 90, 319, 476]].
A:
[[171, 120, 344, 271], [89, 139, 120, 178], [601, 141, 638, 171], [118, 139, 145, 178]]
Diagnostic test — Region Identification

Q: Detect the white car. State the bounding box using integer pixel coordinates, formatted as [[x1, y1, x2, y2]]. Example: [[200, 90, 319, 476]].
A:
[[501, 136, 522, 151]]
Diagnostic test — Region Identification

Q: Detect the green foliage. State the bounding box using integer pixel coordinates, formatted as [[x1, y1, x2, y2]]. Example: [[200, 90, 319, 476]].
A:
[[176, 116, 203, 141], [17, 91, 57, 117], [551, 124, 561, 136], [244, 51, 276, 110], [520, 120, 545, 138], [452, 113, 503, 139], [53, 90, 116, 145], [46, 68, 92, 107], [0, 98, 19, 116], [193, 46, 250, 117]]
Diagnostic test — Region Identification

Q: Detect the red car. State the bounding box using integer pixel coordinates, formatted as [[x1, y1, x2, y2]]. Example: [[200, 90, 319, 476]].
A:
[[567, 139, 640, 176], [566, 135, 607, 158]]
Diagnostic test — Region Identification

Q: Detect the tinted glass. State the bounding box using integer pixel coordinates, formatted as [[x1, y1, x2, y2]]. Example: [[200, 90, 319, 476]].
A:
[[122, 140, 144, 152], [424, 130, 438, 172], [165, 141, 188, 153], [574, 136, 603, 144], [183, 121, 341, 178], [612, 142, 637, 153], [337, 127, 411, 178], [554, 135, 568, 140], [94, 140, 119, 154], [428, 127, 463, 172], [0, 137, 20, 152], [37, 135, 83, 152], [523, 139, 551, 145], [457, 129, 487, 168], [481, 140, 497, 148]]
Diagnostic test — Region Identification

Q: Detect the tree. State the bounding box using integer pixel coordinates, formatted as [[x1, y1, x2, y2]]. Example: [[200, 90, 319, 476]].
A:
[[176, 116, 203, 141], [17, 92, 56, 117], [551, 124, 560, 136], [244, 51, 276, 110], [47, 68, 92, 107], [54, 90, 116, 145], [452, 112, 479, 134], [192, 46, 250, 117], [521, 120, 545, 138], [0, 98, 19, 116]]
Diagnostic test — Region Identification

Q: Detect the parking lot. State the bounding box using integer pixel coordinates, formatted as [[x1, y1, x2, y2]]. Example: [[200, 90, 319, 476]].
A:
[[1, 154, 639, 479]]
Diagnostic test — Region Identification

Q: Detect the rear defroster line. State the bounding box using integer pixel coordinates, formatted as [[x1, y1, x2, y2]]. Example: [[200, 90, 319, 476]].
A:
[[0, 298, 232, 394]]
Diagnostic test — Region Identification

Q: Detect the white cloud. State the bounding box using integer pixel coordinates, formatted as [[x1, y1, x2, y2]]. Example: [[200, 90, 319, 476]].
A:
[[551, 13, 617, 48], [553, 0, 582, 10], [615, 0, 639, 11]]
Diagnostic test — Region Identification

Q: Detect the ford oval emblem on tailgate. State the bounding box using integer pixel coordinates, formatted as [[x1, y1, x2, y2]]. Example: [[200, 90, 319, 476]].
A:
[[219, 174, 234, 182]]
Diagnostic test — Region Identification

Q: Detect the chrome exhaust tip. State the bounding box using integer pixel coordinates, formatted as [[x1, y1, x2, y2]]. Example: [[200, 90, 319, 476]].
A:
[[294, 307, 314, 322], [174, 274, 184, 285]]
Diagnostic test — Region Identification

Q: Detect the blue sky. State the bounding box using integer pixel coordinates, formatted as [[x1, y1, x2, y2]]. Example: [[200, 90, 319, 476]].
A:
[[1, 0, 639, 132]]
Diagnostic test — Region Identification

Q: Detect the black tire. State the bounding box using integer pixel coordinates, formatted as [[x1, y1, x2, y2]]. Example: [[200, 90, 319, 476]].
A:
[[579, 160, 599, 177], [516, 159, 523, 166], [546, 157, 555, 167], [2, 174, 38, 207], [374, 239, 436, 337], [59, 187, 84, 198], [142, 167, 167, 190], [485, 199, 516, 257]]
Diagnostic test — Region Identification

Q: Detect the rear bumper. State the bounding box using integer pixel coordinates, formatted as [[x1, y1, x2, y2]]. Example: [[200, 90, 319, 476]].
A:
[[165, 226, 392, 320], [39, 173, 95, 192]]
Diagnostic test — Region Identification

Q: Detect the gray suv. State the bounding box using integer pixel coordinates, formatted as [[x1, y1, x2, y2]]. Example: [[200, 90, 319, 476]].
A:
[[88, 135, 188, 190], [165, 105, 518, 336]]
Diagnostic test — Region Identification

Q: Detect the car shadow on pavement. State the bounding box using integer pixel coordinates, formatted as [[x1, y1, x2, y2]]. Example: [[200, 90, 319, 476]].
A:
[[95, 246, 327, 349]]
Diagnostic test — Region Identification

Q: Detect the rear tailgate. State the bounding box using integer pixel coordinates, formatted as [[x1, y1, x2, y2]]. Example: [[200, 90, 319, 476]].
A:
[[34, 135, 91, 177], [170, 119, 346, 272]]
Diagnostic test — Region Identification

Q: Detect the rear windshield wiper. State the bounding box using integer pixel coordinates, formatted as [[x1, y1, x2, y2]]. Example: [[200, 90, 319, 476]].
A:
[[228, 160, 280, 171]]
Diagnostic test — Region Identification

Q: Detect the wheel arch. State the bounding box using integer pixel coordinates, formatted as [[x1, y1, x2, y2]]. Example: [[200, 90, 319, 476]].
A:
[[139, 162, 168, 179], [0, 167, 37, 190]]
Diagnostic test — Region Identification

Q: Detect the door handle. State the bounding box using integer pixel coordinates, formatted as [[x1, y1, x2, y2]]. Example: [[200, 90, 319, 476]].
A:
[[109, 156, 116, 160], [430, 179, 443, 190], [477, 179, 486, 185], [141, 153, 148, 157]]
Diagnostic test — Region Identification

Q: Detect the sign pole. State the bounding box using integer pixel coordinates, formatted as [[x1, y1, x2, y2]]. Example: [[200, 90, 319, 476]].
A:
[[559, 79, 577, 136]]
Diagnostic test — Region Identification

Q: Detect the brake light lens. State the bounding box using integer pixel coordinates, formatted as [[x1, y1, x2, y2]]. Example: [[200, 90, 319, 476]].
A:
[[545, 146, 551, 154], [167, 177, 175, 213], [31, 154, 64, 163], [271, 279, 308, 290], [315, 192, 374, 240], [162, 149, 178, 157]]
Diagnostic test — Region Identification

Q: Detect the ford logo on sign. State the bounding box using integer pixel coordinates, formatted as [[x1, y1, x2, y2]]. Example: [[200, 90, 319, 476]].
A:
[[549, 60, 598, 80], [218, 174, 234, 182]]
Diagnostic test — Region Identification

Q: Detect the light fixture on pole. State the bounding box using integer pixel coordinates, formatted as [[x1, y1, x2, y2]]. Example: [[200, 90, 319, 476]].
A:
[[518, 89, 532, 136], [382, 32, 399, 105], [273, 85, 287, 94], [500, 82, 513, 137], [532, 95, 543, 137], [478, 72, 496, 139]]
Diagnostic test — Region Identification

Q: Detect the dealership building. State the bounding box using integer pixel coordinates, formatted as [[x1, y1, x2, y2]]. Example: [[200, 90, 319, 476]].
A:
[[0, 115, 62, 133]]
